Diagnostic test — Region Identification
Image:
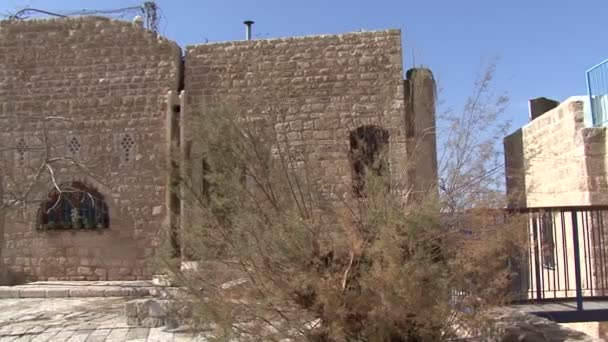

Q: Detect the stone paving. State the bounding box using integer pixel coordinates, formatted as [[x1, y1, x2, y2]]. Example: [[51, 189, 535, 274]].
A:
[[0, 297, 207, 341]]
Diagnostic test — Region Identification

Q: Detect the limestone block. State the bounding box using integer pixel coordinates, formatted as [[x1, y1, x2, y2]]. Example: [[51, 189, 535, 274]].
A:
[[124, 300, 138, 317], [69, 288, 105, 297], [126, 316, 140, 327], [141, 317, 165, 328], [0, 288, 19, 298], [104, 288, 132, 297], [45, 288, 70, 298], [19, 288, 46, 298]]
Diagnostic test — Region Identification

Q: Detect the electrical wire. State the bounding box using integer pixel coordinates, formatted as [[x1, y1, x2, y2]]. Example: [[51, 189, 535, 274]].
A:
[[7, 2, 160, 33]]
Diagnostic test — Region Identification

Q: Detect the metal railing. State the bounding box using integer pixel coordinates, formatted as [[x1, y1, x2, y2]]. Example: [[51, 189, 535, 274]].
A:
[[512, 206, 608, 311], [586, 59, 608, 127]]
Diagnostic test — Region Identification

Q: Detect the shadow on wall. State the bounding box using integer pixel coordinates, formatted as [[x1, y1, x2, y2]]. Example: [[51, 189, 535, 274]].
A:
[[504, 128, 527, 209], [0, 269, 28, 286], [503, 128, 531, 299]]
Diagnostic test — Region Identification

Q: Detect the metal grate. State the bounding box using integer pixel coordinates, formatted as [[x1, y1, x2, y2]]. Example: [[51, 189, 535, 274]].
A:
[[511, 206, 608, 312]]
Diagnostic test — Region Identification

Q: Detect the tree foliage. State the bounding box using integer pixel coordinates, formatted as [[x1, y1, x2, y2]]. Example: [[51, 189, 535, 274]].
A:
[[165, 62, 526, 341]]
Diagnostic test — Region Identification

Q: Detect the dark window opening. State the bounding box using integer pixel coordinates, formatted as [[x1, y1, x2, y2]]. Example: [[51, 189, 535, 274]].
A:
[[39, 182, 109, 230], [169, 102, 181, 257], [349, 125, 389, 197], [540, 212, 555, 269]]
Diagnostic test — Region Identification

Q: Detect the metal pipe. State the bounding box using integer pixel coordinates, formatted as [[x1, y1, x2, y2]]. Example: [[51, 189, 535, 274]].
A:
[[244, 20, 254, 40]]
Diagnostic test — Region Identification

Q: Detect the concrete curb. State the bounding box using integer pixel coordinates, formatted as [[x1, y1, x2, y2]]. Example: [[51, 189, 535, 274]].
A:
[[0, 286, 180, 298]]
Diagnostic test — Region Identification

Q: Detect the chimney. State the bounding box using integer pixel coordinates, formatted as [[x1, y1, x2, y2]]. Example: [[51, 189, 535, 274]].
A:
[[243, 20, 254, 41], [528, 97, 560, 121]]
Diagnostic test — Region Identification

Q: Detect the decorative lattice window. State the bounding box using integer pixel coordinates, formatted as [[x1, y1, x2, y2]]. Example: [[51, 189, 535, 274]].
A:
[[67, 136, 82, 157], [38, 182, 109, 230], [119, 134, 135, 162], [15, 138, 27, 165]]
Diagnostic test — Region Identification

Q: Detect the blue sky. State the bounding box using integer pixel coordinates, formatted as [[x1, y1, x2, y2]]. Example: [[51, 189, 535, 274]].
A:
[[2, 0, 607, 130]]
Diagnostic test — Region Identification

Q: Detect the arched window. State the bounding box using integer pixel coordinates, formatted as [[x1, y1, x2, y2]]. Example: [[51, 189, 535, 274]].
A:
[[349, 125, 389, 197], [38, 182, 109, 230]]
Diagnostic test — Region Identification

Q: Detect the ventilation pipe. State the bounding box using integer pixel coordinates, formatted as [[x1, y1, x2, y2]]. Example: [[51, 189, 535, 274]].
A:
[[244, 20, 254, 40]]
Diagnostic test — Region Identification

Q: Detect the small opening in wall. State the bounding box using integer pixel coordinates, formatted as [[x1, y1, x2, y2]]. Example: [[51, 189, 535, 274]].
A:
[[349, 125, 389, 197], [68, 136, 81, 156], [120, 134, 135, 162], [172, 104, 181, 113], [16, 138, 27, 165]]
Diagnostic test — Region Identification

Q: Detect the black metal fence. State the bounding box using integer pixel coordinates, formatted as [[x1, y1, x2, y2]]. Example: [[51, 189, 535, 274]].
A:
[[512, 205, 608, 309]]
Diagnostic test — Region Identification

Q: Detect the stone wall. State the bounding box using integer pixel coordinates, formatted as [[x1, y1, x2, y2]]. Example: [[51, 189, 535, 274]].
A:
[[0, 18, 438, 281], [0, 17, 181, 280], [504, 98, 608, 208], [183, 30, 417, 202]]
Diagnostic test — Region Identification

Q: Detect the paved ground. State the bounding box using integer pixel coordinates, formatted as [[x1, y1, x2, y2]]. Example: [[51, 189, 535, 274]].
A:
[[0, 297, 206, 341]]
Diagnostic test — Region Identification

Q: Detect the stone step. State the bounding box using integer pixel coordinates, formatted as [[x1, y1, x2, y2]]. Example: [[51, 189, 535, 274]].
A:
[[125, 298, 192, 328], [0, 280, 179, 299]]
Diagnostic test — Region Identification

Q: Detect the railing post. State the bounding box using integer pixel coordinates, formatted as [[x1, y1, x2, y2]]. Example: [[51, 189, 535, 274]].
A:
[[571, 211, 584, 311], [586, 69, 595, 126], [587, 58, 608, 127], [531, 215, 543, 300]]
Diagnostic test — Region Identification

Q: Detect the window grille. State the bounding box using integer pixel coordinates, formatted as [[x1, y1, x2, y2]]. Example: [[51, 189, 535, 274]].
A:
[[39, 182, 109, 230]]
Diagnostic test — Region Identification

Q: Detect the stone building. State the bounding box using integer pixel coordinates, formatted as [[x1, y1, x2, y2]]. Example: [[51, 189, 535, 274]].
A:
[[504, 96, 608, 336], [505, 97, 608, 209], [0, 16, 437, 281]]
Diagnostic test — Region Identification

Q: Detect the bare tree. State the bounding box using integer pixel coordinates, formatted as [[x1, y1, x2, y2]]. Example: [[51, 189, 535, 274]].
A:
[[0, 115, 103, 214], [437, 60, 511, 214], [0, 114, 107, 283]]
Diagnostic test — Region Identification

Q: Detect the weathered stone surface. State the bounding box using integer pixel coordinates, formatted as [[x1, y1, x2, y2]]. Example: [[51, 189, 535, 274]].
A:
[[77, 267, 93, 276], [46, 288, 70, 298], [141, 317, 165, 328], [125, 327, 149, 340], [124, 300, 138, 317], [148, 300, 167, 317], [0, 288, 20, 298], [505, 97, 599, 208], [70, 288, 107, 297], [19, 288, 46, 298], [0, 16, 438, 285], [0, 16, 181, 281], [465, 308, 601, 341], [104, 288, 133, 297], [181, 29, 436, 245]]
